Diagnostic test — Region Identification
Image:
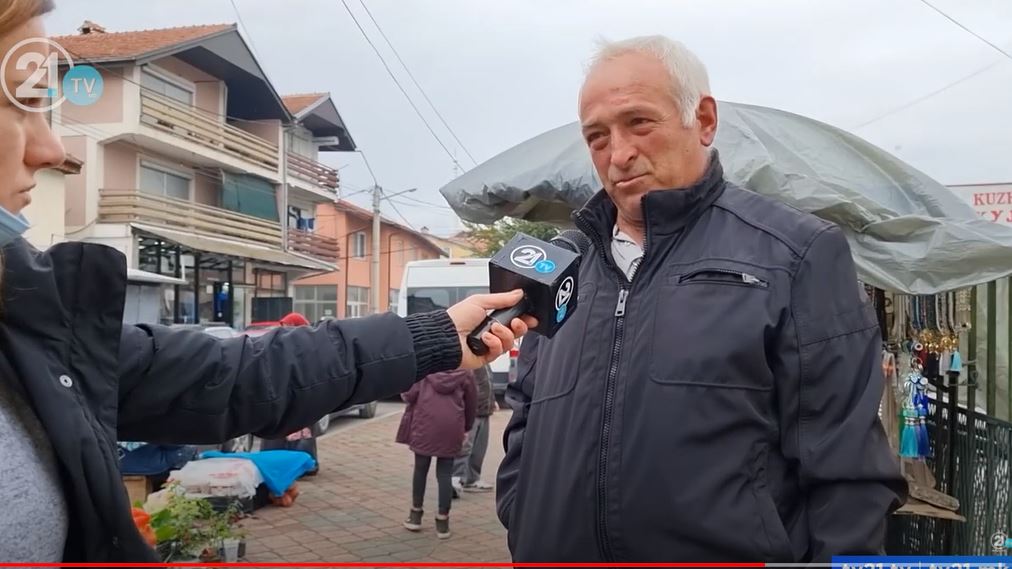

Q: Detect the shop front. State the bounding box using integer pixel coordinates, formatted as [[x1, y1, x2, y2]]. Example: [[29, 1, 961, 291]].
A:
[[133, 225, 333, 330]]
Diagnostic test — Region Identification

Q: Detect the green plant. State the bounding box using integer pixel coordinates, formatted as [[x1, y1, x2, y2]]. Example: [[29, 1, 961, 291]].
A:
[[147, 484, 245, 562], [462, 219, 561, 257]]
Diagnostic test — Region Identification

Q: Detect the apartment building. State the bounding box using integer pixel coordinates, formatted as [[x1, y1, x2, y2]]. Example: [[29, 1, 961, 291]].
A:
[[52, 21, 354, 328], [293, 201, 444, 320]]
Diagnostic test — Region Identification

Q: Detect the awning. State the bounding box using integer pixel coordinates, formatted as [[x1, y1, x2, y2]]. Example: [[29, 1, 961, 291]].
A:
[[127, 268, 187, 285], [131, 223, 336, 272]]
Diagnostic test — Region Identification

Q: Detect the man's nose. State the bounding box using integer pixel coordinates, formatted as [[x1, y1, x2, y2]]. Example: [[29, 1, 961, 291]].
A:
[[609, 131, 637, 169], [24, 113, 67, 171]]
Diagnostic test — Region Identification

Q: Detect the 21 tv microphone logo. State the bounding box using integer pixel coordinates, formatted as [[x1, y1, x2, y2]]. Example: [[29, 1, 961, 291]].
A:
[[2, 37, 102, 112]]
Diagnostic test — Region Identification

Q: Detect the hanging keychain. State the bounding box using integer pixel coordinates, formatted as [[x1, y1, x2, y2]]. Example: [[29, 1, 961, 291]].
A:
[[900, 358, 931, 459]]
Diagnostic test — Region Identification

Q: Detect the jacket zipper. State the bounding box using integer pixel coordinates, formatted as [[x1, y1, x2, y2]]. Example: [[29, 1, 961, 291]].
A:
[[596, 286, 628, 559], [679, 267, 768, 288], [575, 212, 646, 562]]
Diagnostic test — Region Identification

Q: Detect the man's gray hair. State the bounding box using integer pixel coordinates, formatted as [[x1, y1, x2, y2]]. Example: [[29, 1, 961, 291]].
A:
[[587, 35, 711, 127]]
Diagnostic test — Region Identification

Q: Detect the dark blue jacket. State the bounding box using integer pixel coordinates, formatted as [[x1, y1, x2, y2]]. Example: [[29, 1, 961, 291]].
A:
[[496, 157, 906, 563]]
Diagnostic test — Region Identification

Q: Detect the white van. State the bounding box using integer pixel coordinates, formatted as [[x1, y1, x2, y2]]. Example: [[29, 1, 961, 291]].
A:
[[398, 258, 514, 398]]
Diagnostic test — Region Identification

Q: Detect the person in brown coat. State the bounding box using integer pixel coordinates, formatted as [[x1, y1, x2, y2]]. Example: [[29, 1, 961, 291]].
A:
[[396, 370, 477, 539]]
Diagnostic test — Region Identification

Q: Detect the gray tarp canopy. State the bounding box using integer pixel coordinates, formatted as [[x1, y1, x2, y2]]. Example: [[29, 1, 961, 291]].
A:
[[440, 101, 1012, 295]]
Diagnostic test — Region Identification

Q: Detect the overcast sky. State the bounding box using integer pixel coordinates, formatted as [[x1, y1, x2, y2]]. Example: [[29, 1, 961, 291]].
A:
[[48, 0, 1012, 235]]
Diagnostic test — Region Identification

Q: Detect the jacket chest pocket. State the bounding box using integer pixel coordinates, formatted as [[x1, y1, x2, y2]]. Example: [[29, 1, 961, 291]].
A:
[[530, 282, 599, 403], [648, 262, 778, 390]]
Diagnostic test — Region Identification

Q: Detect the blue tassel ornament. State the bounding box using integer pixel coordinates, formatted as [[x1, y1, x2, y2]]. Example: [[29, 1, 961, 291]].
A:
[[899, 409, 920, 458]]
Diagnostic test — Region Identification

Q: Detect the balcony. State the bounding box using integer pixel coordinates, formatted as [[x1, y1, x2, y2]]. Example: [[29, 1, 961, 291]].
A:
[[98, 190, 339, 265], [139, 92, 280, 173], [287, 152, 339, 192]]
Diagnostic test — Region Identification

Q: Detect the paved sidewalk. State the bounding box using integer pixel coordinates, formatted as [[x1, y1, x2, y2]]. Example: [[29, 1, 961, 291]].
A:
[[242, 407, 512, 565]]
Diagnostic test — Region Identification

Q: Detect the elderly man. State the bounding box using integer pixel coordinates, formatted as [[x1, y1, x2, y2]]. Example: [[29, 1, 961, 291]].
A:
[[495, 36, 907, 562]]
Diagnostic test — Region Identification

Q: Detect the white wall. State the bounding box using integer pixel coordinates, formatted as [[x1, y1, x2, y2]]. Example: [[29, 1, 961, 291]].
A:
[[23, 168, 68, 249]]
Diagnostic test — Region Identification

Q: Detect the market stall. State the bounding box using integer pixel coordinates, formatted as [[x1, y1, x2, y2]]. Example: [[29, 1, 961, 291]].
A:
[[439, 101, 1012, 554]]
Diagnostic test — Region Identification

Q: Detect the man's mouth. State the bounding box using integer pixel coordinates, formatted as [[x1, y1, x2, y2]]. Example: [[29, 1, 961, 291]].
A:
[[614, 175, 645, 189]]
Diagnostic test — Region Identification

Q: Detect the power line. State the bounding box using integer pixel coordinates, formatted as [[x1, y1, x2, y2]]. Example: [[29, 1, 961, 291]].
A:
[[338, 0, 466, 172], [356, 0, 478, 167], [356, 150, 381, 187], [381, 189, 417, 229], [851, 59, 1004, 129], [852, 1, 1012, 130], [228, 0, 266, 63], [390, 197, 453, 211], [395, 193, 453, 210], [917, 0, 1012, 62]]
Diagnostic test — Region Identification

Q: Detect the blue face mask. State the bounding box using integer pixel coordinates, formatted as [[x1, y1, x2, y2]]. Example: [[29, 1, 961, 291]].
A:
[[0, 206, 30, 247]]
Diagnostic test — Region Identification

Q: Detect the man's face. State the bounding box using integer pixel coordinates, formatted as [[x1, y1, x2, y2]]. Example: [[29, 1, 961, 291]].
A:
[[0, 16, 66, 214], [579, 52, 717, 223]]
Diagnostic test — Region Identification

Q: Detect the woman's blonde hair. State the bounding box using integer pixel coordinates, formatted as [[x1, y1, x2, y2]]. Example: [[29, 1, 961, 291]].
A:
[[0, 0, 54, 37]]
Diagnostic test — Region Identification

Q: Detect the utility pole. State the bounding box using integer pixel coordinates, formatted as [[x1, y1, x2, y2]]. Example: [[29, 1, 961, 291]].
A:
[[370, 186, 418, 314], [371, 184, 382, 315]]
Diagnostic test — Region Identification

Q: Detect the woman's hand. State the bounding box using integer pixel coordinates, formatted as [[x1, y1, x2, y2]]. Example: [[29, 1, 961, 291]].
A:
[[447, 290, 537, 369]]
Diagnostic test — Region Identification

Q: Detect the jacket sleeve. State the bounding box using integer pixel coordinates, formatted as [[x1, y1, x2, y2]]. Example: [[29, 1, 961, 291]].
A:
[[496, 334, 539, 529], [116, 311, 461, 444], [462, 373, 478, 432], [773, 226, 907, 561]]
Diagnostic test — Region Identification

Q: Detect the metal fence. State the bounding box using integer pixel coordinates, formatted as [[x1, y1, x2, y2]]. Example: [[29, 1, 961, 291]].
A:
[[887, 394, 1012, 554]]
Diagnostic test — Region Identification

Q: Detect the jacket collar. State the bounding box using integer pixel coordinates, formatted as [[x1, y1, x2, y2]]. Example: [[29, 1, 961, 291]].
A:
[[574, 150, 727, 247]]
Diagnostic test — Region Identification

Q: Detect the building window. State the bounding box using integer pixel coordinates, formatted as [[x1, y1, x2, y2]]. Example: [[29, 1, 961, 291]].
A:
[[294, 285, 338, 323], [353, 232, 367, 258], [288, 206, 315, 231], [347, 286, 369, 318], [389, 288, 399, 314], [140, 162, 190, 200], [141, 68, 194, 105]]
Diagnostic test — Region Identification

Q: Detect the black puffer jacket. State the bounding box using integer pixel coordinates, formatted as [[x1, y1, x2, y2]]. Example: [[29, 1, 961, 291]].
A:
[[496, 157, 906, 563], [0, 238, 461, 562]]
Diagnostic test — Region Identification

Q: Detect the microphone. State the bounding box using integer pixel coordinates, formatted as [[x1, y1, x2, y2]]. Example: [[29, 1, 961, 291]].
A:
[[466, 230, 591, 356]]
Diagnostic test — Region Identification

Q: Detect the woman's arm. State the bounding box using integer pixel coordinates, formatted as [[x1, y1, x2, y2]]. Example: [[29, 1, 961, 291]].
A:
[[116, 311, 459, 444]]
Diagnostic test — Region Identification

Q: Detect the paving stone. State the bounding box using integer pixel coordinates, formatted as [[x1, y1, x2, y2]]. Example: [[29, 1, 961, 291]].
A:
[[245, 409, 512, 563]]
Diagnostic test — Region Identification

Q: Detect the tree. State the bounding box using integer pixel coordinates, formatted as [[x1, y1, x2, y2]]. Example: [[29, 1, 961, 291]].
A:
[[463, 218, 561, 257]]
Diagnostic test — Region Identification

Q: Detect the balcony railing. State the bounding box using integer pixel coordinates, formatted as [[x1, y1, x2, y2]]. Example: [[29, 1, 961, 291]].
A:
[[287, 152, 339, 191], [139, 92, 280, 172], [98, 189, 339, 263]]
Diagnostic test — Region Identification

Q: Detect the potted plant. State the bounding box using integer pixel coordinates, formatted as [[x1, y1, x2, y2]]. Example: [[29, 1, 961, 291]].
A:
[[141, 483, 247, 562]]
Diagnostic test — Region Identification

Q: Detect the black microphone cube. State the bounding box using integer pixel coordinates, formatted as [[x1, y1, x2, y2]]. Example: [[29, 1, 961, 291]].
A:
[[487, 232, 580, 338]]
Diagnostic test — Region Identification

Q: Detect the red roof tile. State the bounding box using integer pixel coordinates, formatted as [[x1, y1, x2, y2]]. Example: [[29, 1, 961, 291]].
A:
[[282, 93, 327, 115], [51, 23, 234, 62]]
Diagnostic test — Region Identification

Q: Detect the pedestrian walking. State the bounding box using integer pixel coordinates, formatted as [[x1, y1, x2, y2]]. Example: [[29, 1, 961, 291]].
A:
[[453, 364, 495, 493], [397, 370, 477, 539], [0, 3, 533, 561]]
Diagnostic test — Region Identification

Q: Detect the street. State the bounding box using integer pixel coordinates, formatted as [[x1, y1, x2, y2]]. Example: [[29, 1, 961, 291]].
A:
[[241, 403, 512, 564]]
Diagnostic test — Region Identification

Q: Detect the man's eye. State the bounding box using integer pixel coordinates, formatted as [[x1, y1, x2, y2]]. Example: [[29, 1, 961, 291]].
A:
[[630, 117, 651, 127], [586, 133, 607, 147]]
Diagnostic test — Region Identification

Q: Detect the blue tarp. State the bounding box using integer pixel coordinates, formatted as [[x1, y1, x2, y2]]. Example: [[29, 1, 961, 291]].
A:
[[201, 450, 316, 496]]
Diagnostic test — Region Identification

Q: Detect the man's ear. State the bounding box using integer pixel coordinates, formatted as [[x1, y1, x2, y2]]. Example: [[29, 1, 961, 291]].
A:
[[697, 96, 718, 146]]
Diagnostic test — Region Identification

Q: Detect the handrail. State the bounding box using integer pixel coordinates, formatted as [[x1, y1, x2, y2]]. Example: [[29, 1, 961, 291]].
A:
[[98, 189, 339, 262], [139, 92, 279, 171]]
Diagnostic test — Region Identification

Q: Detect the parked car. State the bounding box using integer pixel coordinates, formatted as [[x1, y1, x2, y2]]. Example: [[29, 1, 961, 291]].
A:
[[168, 323, 254, 453]]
